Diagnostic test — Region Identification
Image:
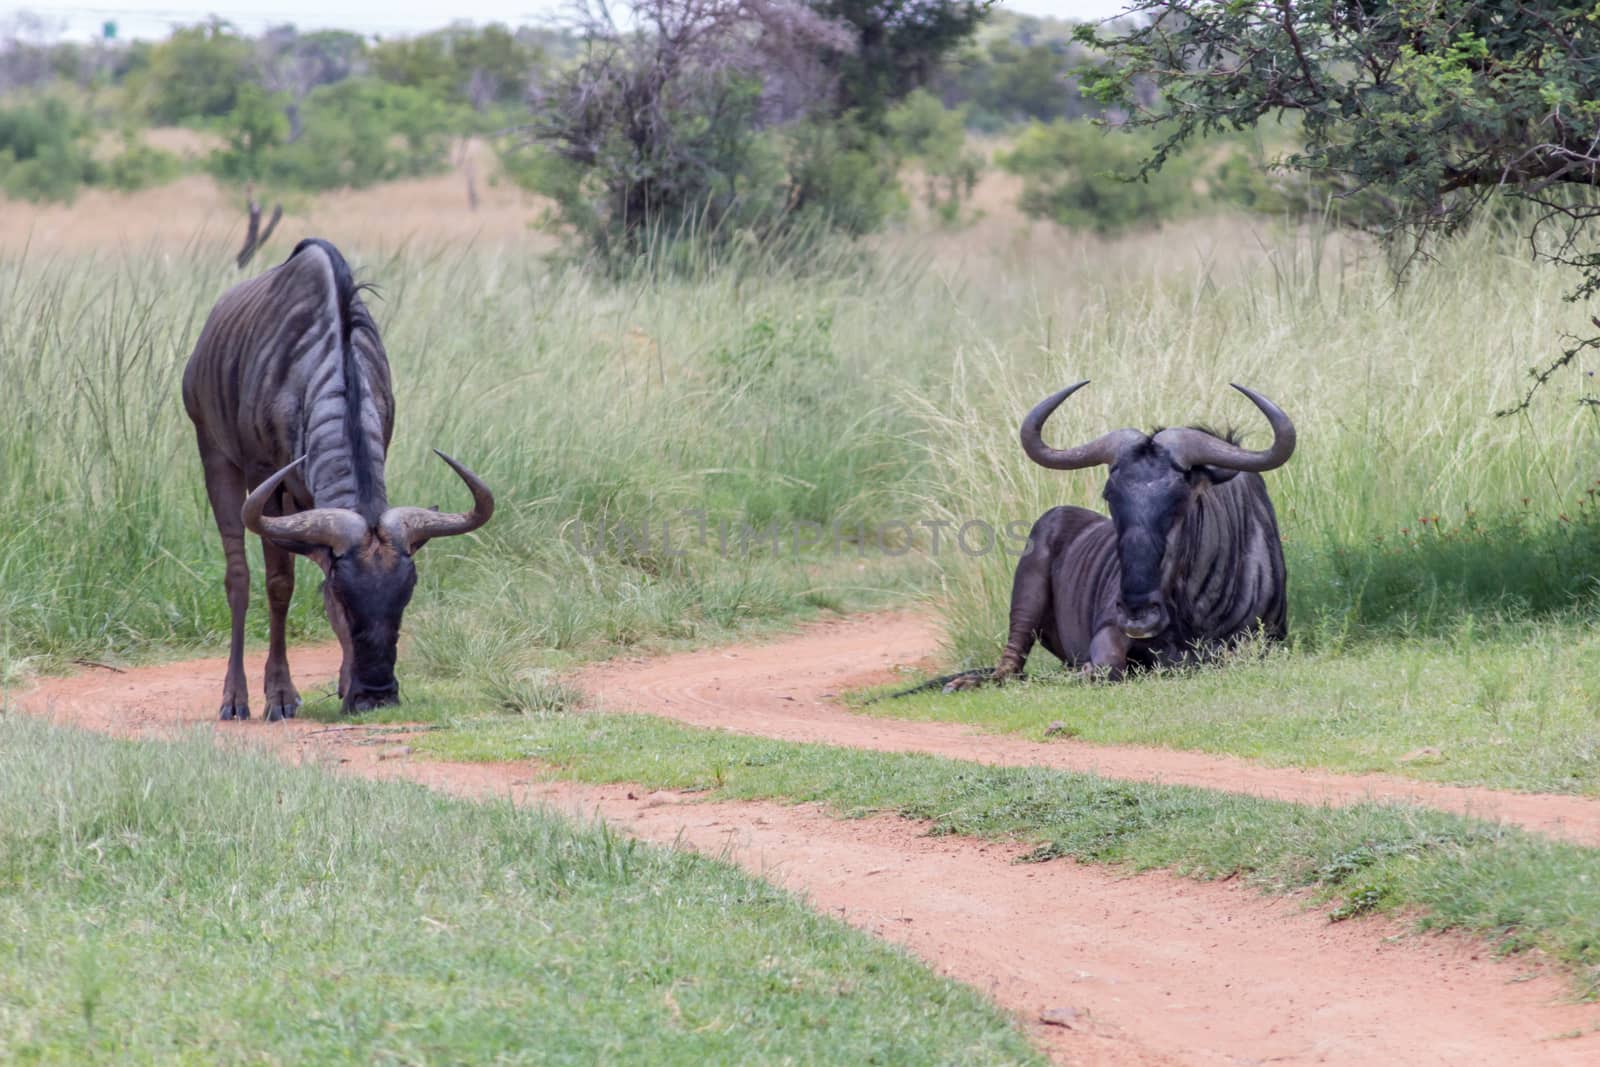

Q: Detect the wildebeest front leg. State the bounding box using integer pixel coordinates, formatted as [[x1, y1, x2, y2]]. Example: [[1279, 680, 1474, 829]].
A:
[[199, 446, 251, 720], [1085, 625, 1130, 681], [944, 530, 1054, 693], [320, 578, 355, 704], [261, 534, 302, 722]]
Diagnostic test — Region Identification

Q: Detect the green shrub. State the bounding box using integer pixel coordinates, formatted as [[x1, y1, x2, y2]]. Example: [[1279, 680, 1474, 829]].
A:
[[781, 118, 904, 237], [137, 21, 256, 124], [886, 90, 984, 222], [1000, 120, 1196, 233], [0, 98, 98, 202], [1001, 119, 1342, 233], [103, 133, 183, 192], [210, 79, 454, 191]]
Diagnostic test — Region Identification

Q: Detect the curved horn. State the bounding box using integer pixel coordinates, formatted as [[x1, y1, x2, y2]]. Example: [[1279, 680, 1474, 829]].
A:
[[1153, 384, 1296, 473], [378, 449, 496, 554], [1020, 381, 1142, 471], [241, 456, 368, 554]]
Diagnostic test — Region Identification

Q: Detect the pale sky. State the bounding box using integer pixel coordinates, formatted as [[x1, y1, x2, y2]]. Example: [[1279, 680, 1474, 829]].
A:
[[13, 1, 1132, 43]]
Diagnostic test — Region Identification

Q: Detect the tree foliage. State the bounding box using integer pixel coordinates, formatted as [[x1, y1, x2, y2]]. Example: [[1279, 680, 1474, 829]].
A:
[[139, 20, 256, 123], [1077, 1, 1600, 401], [371, 23, 544, 112], [812, 0, 991, 121], [520, 0, 914, 255]]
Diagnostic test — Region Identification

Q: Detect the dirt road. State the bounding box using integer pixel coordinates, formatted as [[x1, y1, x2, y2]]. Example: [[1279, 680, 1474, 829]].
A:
[[13, 621, 1600, 1066], [578, 610, 1600, 846]]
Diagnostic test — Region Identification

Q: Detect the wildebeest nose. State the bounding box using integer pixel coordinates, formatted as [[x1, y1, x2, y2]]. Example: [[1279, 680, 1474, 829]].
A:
[[1117, 600, 1168, 640], [347, 687, 400, 712]]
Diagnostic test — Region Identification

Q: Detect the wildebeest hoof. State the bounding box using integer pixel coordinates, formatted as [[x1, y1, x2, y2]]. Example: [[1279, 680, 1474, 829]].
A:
[[219, 702, 250, 721], [941, 668, 1000, 694], [264, 697, 300, 723]]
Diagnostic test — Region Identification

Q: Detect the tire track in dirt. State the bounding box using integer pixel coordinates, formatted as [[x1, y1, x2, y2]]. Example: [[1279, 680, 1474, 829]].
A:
[[10, 637, 1600, 1065], [575, 610, 1600, 847]]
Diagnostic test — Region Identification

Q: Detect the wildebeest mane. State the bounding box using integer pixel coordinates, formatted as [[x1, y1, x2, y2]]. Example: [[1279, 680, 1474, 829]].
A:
[[288, 237, 386, 523]]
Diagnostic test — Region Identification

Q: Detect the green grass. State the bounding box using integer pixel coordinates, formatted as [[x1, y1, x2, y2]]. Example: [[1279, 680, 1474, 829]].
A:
[[0, 715, 1040, 1065], [852, 610, 1600, 795], [415, 709, 1600, 994]]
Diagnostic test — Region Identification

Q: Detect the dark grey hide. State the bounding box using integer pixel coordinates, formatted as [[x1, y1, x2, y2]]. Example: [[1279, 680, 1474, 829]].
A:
[[183, 238, 494, 720], [951, 382, 1293, 688]]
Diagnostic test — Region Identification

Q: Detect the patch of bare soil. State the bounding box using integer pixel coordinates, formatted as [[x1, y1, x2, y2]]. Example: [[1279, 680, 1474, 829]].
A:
[[11, 634, 1600, 1065], [576, 611, 1600, 847]]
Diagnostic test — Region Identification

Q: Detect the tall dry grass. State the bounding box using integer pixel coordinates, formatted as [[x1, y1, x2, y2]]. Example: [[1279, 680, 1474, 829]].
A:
[[909, 216, 1600, 662], [3, 205, 1598, 690]]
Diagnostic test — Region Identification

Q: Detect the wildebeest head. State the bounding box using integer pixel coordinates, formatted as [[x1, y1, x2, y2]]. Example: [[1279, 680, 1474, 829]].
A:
[[241, 450, 495, 711], [1020, 382, 1295, 642]]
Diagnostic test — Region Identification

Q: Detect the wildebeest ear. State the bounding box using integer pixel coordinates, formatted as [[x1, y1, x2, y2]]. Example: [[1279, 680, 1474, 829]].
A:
[[268, 537, 335, 564], [1191, 465, 1240, 486]]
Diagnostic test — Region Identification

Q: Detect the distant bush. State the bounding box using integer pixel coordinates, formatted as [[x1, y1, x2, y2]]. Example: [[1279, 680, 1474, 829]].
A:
[[137, 22, 257, 124], [211, 79, 454, 191], [999, 120, 1194, 233], [371, 24, 544, 113], [103, 134, 184, 192], [1000, 119, 1334, 233], [514, 0, 938, 262], [781, 119, 904, 237], [886, 90, 984, 223], [0, 98, 98, 202]]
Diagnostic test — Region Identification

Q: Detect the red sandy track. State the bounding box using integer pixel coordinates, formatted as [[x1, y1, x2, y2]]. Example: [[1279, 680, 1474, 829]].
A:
[[11, 629, 1600, 1065], [578, 610, 1600, 847]]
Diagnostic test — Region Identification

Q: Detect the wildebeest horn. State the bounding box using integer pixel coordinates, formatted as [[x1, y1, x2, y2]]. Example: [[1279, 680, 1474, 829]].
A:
[[1154, 384, 1296, 473], [1020, 381, 1143, 471], [241, 456, 367, 554], [379, 450, 495, 554]]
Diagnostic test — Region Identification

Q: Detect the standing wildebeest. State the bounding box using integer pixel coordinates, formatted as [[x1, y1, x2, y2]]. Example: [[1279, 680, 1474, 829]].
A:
[[950, 381, 1294, 689], [183, 238, 494, 720]]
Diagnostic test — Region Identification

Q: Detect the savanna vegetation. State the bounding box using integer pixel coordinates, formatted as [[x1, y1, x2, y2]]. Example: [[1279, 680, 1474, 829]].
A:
[[9, 0, 1600, 1046]]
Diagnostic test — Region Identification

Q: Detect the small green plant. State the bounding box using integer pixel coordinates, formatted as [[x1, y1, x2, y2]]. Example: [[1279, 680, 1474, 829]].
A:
[[1329, 883, 1390, 921]]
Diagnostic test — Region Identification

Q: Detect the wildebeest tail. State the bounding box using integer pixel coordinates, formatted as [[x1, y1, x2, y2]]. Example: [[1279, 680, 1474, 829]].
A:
[[862, 667, 999, 703]]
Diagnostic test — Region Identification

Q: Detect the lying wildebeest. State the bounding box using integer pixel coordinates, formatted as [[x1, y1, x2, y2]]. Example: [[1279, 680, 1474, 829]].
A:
[[183, 238, 494, 720], [946, 381, 1294, 690]]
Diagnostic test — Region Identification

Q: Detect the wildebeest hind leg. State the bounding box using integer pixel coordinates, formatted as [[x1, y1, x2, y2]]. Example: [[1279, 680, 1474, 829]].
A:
[[261, 531, 302, 722], [1085, 625, 1130, 682], [199, 444, 251, 720]]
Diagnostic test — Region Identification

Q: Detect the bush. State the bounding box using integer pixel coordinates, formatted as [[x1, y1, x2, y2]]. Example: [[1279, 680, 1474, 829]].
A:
[[886, 90, 984, 222], [103, 134, 183, 192], [1000, 119, 1336, 233], [1000, 120, 1196, 233], [517, 0, 935, 262], [210, 79, 454, 191], [138, 21, 256, 124], [0, 98, 98, 202], [782, 118, 903, 237]]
